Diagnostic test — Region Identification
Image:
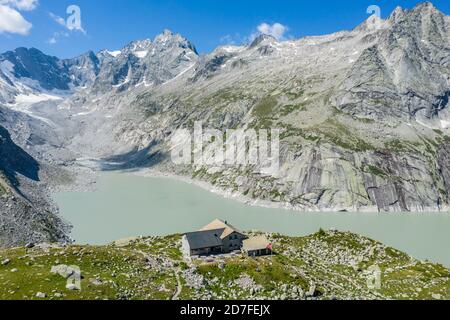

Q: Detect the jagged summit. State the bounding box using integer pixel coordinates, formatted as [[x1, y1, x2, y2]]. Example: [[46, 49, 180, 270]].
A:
[[119, 39, 153, 57], [96, 30, 197, 60], [249, 34, 277, 48], [0, 2, 447, 98], [125, 39, 152, 50], [154, 29, 177, 42], [388, 2, 444, 23], [354, 14, 388, 32], [154, 29, 198, 54], [388, 6, 405, 23], [414, 1, 438, 12], [0, 47, 71, 92]]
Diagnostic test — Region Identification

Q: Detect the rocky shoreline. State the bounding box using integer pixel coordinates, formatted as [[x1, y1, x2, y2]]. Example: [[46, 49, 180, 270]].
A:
[[133, 168, 449, 213]]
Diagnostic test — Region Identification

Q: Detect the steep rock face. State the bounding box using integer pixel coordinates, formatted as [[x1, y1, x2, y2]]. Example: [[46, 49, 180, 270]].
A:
[[0, 126, 39, 184], [334, 3, 450, 125], [0, 48, 71, 91], [92, 30, 198, 92], [0, 48, 74, 106], [437, 141, 450, 195], [0, 105, 78, 165], [64, 51, 100, 87], [191, 51, 234, 82], [91, 3, 448, 212], [0, 125, 69, 247], [172, 139, 445, 212], [0, 67, 18, 106], [333, 45, 402, 121]]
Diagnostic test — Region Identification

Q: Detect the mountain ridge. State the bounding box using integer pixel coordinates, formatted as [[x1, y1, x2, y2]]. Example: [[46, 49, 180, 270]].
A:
[[0, 2, 448, 245]]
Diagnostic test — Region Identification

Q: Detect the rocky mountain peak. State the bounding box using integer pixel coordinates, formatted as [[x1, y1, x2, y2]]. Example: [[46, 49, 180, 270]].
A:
[[401, 1, 446, 25], [388, 6, 405, 24], [155, 29, 175, 39], [96, 49, 113, 58], [387, 2, 448, 44], [153, 29, 198, 54], [413, 1, 438, 13], [410, 1, 446, 22], [86, 30, 200, 91], [0, 47, 71, 91], [354, 14, 389, 33], [70, 50, 98, 63], [64, 50, 101, 87], [249, 34, 277, 48], [122, 39, 152, 54]]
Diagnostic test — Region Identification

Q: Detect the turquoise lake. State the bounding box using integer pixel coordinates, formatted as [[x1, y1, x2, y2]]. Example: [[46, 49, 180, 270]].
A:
[[53, 172, 450, 267]]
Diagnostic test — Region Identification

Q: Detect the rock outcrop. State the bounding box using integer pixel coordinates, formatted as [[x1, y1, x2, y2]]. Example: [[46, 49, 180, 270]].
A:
[[0, 124, 69, 247]]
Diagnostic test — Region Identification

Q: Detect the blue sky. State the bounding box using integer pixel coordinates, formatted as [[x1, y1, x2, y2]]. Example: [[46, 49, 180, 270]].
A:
[[0, 0, 449, 58]]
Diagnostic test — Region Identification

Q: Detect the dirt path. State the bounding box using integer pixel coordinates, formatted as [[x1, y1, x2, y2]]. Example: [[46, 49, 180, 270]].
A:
[[172, 270, 182, 300]]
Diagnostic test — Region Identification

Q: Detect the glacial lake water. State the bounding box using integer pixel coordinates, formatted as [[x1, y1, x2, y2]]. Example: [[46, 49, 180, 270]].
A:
[[53, 172, 450, 267]]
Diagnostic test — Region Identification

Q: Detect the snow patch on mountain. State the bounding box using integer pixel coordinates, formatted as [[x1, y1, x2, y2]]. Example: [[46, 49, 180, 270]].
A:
[[107, 50, 122, 57], [134, 50, 148, 58], [14, 93, 62, 105]]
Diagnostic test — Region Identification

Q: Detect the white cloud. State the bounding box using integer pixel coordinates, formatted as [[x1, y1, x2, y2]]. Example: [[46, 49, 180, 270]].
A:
[[219, 33, 242, 45], [49, 12, 66, 27], [220, 34, 234, 44], [0, 4, 32, 35], [0, 0, 37, 35], [0, 0, 38, 11], [220, 22, 291, 46], [47, 30, 69, 45], [250, 22, 289, 41]]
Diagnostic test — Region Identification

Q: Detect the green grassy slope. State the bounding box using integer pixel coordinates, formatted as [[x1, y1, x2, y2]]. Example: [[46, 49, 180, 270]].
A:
[[0, 231, 448, 300]]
